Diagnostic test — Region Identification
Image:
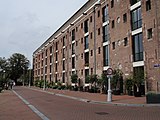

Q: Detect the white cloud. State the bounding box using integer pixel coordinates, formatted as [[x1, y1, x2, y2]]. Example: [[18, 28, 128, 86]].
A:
[[0, 0, 88, 65]]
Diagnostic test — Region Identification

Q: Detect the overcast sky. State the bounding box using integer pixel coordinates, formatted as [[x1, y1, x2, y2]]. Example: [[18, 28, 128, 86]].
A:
[[0, 0, 88, 66]]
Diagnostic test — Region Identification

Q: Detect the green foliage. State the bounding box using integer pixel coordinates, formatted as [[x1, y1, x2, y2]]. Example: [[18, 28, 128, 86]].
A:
[[89, 74, 98, 84], [98, 73, 108, 86], [85, 75, 90, 83], [111, 69, 123, 90], [146, 91, 157, 96], [8, 53, 29, 82], [125, 77, 133, 91], [133, 70, 144, 88], [71, 74, 78, 83]]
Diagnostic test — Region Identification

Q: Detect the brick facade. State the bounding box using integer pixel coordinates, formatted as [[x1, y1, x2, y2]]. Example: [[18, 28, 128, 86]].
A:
[[33, 0, 160, 92]]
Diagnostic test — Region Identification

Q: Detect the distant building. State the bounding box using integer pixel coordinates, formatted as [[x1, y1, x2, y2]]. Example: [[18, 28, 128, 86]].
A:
[[33, 0, 160, 93]]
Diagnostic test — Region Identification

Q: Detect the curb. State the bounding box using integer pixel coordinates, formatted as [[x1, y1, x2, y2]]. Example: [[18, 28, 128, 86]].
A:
[[28, 87, 160, 107]]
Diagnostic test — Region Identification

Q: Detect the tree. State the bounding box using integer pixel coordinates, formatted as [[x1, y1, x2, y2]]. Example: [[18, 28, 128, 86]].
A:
[[111, 69, 123, 90], [133, 70, 144, 93], [98, 73, 108, 93], [0, 57, 8, 90], [125, 77, 133, 95], [8, 53, 29, 83]]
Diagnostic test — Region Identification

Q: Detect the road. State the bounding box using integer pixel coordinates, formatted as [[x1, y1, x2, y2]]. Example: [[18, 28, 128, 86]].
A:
[[13, 87, 160, 120]]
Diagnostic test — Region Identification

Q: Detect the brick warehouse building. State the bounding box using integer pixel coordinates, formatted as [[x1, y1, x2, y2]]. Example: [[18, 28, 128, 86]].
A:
[[33, 0, 160, 93]]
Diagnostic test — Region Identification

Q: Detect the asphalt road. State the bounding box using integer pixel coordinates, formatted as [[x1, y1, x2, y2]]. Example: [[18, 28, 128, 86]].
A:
[[13, 87, 160, 120]]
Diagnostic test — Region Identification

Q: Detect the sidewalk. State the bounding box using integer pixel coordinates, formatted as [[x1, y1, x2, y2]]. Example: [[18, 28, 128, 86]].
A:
[[31, 86, 149, 106], [0, 90, 41, 120]]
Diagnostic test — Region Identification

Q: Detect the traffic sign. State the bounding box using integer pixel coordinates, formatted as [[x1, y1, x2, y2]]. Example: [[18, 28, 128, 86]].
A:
[[106, 68, 113, 75]]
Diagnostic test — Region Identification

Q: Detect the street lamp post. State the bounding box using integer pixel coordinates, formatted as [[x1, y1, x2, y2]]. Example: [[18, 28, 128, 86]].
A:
[[106, 68, 113, 102]]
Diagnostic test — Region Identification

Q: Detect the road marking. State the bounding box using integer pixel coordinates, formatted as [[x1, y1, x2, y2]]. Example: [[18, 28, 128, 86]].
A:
[[13, 90, 50, 120]]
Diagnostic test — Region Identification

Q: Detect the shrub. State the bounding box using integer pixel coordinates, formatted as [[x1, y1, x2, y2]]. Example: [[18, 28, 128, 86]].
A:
[[71, 74, 78, 83]]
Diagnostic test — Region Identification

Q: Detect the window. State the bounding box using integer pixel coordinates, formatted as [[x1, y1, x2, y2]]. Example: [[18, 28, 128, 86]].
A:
[[112, 20, 115, 28], [55, 52, 58, 61], [50, 55, 52, 63], [81, 53, 83, 59], [85, 52, 89, 66], [62, 73, 65, 83], [45, 58, 47, 65], [85, 69, 89, 83], [130, 0, 141, 6], [84, 36, 89, 50], [76, 27, 78, 32], [98, 28, 100, 35], [42, 52, 44, 58], [63, 60, 65, 70], [91, 68, 93, 75], [45, 49, 48, 56], [72, 57, 75, 69], [81, 69, 83, 75], [63, 36, 65, 46], [45, 67, 47, 74], [117, 17, 120, 24], [90, 32, 92, 39], [146, 0, 151, 11], [123, 13, 127, 23], [50, 46, 52, 53], [102, 5, 109, 22], [41, 60, 43, 66], [103, 25, 109, 42], [50, 65, 52, 73], [91, 50, 93, 56], [72, 43, 75, 55], [98, 10, 100, 17], [84, 19, 89, 33], [124, 37, 128, 46], [147, 28, 152, 39], [131, 7, 142, 30], [81, 38, 83, 44], [55, 74, 58, 83], [62, 48, 65, 58], [81, 23, 83, 29], [72, 29, 75, 41], [90, 16, 92, 22], [112, 42, 115, 50], [56, 42, 58, 50], [76, 41, 78, 46], [55, 63, 58, 72], [103, 45, 109, 66], [111, 0, 114, 8], [98, 47, 101, 54], [132, 33, 143, 62]]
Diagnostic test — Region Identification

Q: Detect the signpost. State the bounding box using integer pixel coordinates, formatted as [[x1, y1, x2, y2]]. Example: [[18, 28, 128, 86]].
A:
[[106, 68, 113, 102]]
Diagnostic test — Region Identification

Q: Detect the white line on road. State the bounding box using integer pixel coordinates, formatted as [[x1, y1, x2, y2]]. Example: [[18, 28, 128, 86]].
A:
[[12, 90, 50, 120]]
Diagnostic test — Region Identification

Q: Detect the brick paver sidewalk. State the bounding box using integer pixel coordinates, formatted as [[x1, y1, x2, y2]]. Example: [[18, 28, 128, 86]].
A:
[[0, 90, 41, 120], [32, 86, 146, 105]]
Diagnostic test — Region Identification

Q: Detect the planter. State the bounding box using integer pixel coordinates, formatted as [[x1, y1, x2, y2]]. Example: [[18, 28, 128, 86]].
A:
[[127, 90, 133, 96], [0, 87, 2, 93], [113, 90, 120, 95], [146, 93, 160, 104]]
